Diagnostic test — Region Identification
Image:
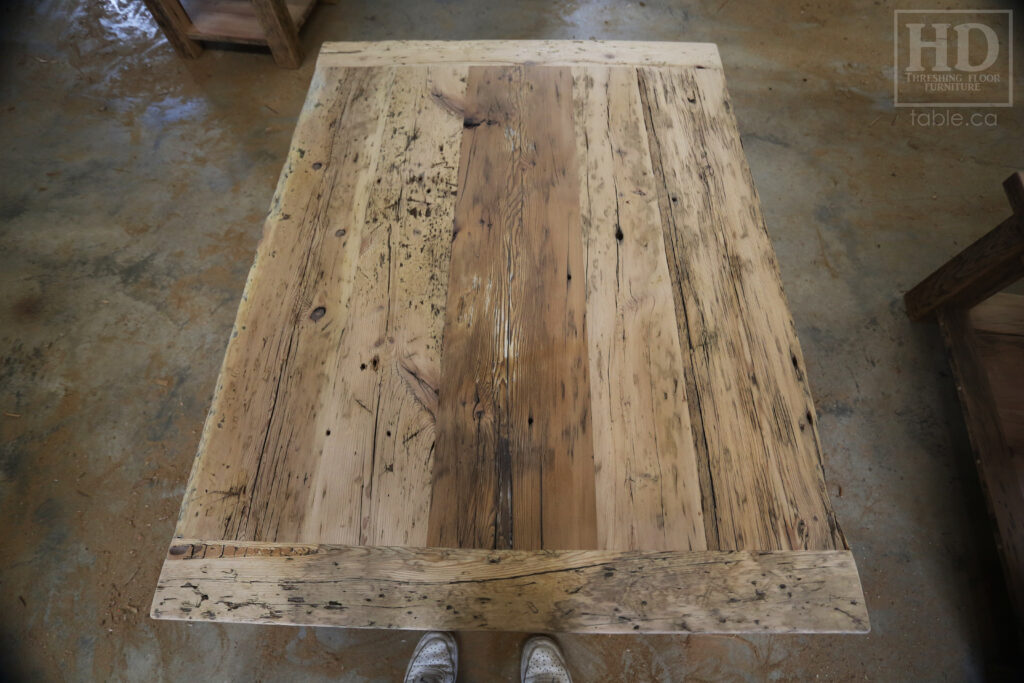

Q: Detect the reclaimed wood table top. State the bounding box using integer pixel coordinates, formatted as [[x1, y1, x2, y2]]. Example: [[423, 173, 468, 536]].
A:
[[151, 41, 867, 634]]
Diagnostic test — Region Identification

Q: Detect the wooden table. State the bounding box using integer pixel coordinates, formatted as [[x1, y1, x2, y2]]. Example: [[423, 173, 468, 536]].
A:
[[151, 41, 868, 634]]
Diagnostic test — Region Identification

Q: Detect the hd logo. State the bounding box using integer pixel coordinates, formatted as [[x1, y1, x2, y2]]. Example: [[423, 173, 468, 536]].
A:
[[894, 10, 1012, 107]]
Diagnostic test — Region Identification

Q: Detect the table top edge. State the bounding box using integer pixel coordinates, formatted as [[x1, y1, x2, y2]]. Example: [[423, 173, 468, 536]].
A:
[[315, 40, 723, 68]]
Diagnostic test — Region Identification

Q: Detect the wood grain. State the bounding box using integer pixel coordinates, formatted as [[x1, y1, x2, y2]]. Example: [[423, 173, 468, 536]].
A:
[[182, 0, 316, 45], [573, 67, 706, 551], [176, 67, 394, 542], [175, 67, 465, 545], [317, 41, 721, 68], [428, 66, 597, 550], [152, 541, 868, 634], [638, 66, 842, 551], [250, 0, 303, 68], [301, 67, 467, 546]]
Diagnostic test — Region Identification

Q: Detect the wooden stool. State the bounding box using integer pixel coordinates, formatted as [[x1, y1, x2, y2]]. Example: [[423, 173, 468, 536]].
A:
[[141, 0, 334, 69]]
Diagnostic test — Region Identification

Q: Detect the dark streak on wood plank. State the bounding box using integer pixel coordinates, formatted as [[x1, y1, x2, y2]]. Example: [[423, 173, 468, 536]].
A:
[[428, 66, 597, 550], [637, 66, 842, 551], [635, 69, 720, 551], [428, 66, 516, 550]]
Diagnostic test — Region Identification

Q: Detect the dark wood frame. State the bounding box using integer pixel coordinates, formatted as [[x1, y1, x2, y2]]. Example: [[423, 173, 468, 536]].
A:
[[905, 171, 1024, 629]]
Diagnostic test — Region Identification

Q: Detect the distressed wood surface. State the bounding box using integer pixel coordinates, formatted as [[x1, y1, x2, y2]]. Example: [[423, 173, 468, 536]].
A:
[[152, 541, 868, 634], [317, 40, 721, 68], [428, 66, 596, 551], [638, 66, 842, 552], [157, 42, 864, 633]]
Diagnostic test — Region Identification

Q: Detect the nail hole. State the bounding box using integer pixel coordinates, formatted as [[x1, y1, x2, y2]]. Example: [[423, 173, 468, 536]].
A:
[[310, 306, 326, 321], [326, 429, 331, 436], [335, 229, 346, 237], [615, 226, 624, 241], [528, 416, 534, 426], [312, 162, 323, 170]]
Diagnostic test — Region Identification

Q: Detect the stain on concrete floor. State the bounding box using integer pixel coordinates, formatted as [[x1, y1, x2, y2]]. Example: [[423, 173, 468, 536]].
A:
[[0, 0, 1021, 680]]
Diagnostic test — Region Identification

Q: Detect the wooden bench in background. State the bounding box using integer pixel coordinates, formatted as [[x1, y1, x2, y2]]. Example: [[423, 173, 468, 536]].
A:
[[905, 171, 1024, 631]]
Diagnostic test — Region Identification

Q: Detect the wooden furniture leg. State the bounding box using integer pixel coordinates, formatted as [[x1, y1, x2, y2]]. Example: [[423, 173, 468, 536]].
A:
[[250, 0, 303, 68], [141, 0, 202, 59]]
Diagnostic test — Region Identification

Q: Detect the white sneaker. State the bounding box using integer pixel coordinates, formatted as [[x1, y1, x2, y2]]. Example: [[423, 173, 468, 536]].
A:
[[521, 635, 572, 683], [403, 631, 457, 683]]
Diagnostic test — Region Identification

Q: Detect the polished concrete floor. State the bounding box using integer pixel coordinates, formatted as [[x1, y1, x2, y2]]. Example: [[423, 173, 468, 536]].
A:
[[1, 0, 1022, 680]]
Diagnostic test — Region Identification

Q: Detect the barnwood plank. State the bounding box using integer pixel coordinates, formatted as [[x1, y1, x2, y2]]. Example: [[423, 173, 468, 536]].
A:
[[638, 66, 842, 551], [300, 67, 467, 546], [317, 41, 722, 68], [152, 541, 868, 634], [427, 66, 517, 550], [361, 66, 467, 547], [573, 66, 706, 551], [428, 66, 597, 550], [175, 67, 395, 542]]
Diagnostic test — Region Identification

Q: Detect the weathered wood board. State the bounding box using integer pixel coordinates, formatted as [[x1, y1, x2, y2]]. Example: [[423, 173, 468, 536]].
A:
[[152, 41, 867, 634]]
